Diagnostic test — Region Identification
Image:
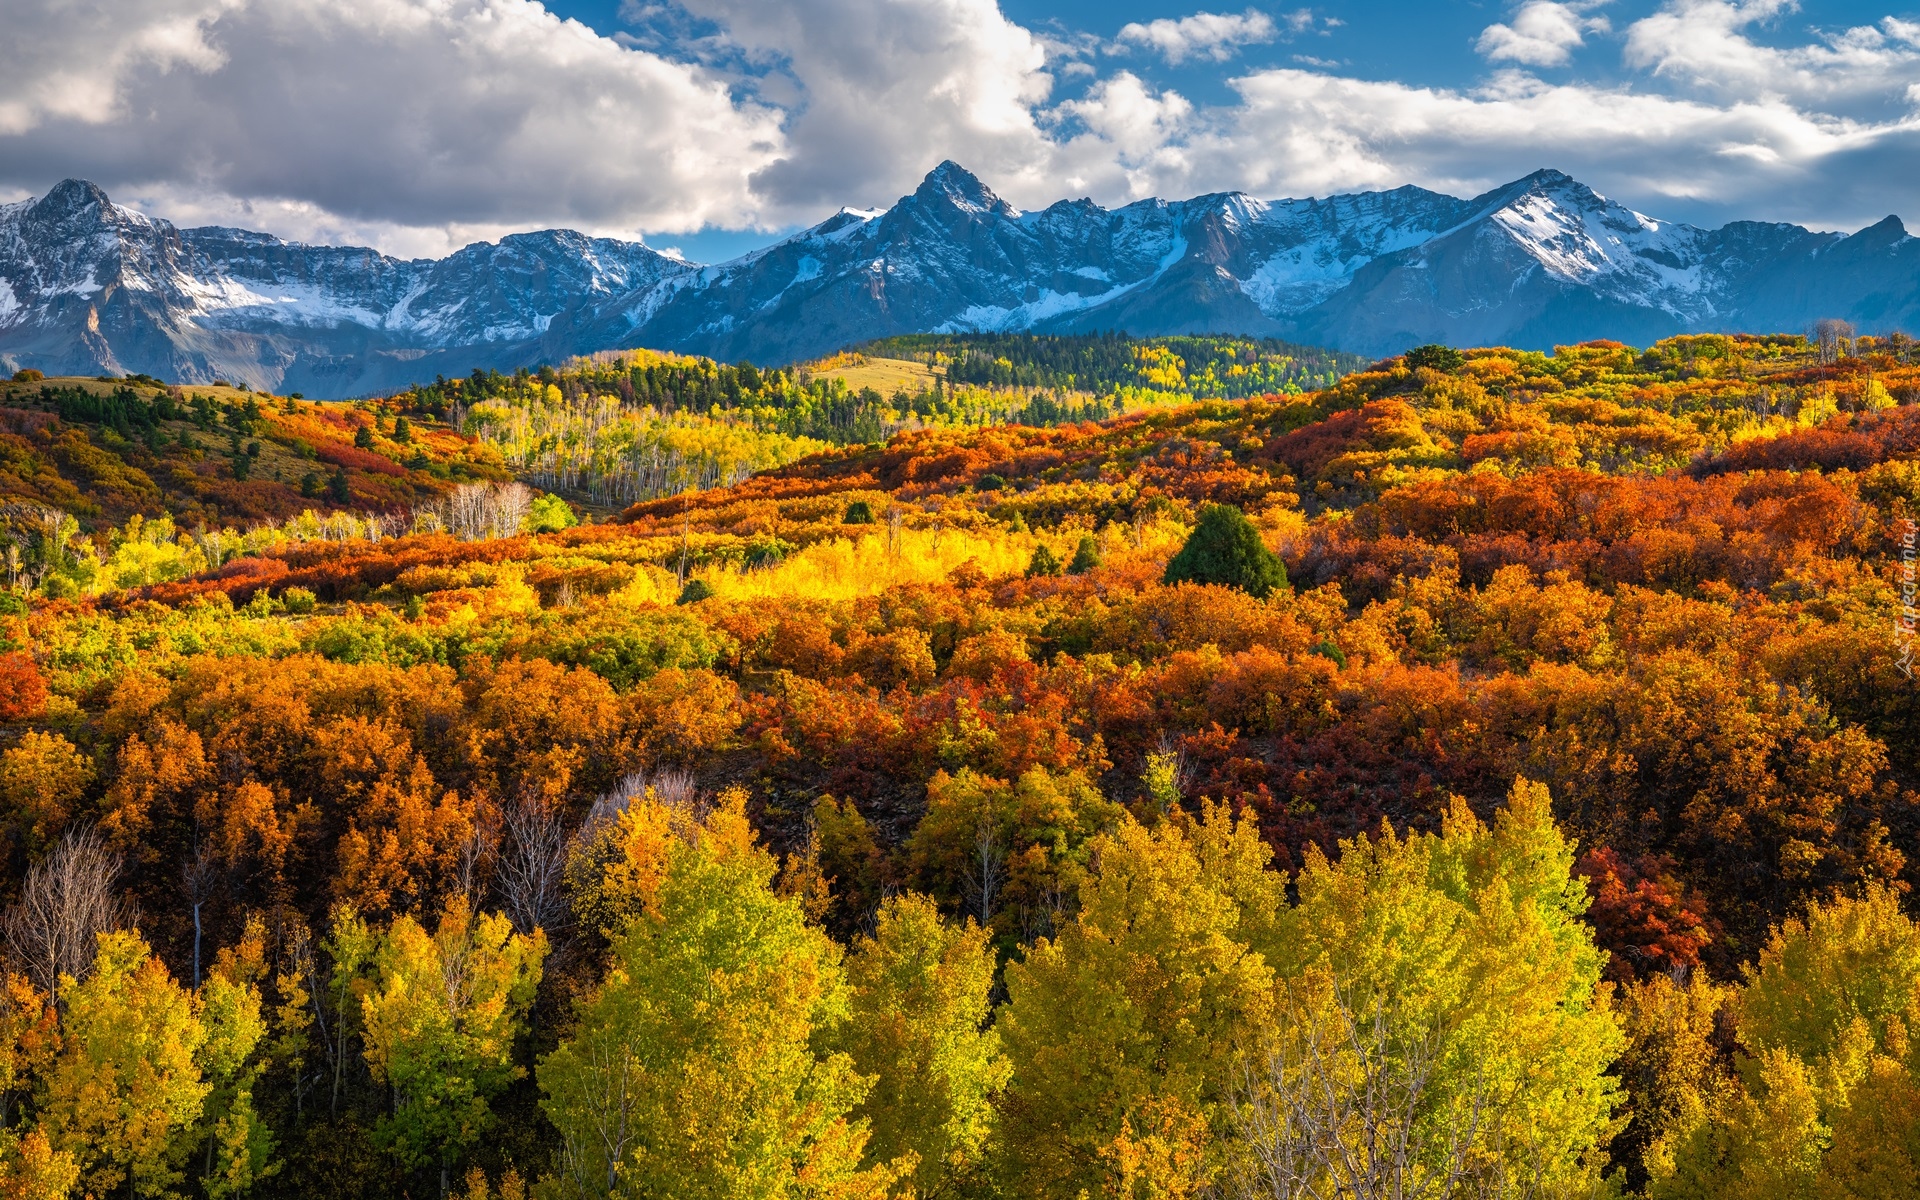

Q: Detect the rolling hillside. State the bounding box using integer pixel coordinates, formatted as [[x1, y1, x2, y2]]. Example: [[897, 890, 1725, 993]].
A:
[[0, 372, 508, 530], [0, 329, 1917, 1198]]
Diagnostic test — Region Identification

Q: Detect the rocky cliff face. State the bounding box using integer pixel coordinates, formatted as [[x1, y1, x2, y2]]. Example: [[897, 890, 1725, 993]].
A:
[[2, 167, 1913, 397]]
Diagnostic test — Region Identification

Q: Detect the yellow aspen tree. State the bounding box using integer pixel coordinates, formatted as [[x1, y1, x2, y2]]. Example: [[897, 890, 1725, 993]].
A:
[[1656, 886, 1920, 1199], [538, 788, 905, 1200], [359, 894, 547, 1198], [1616, 970, 1733, 1185], [1654, 1048, 1825, 1200], [39, 931, 210, 1198], [0, 731, 93, 856], [0, 972, 56, 1131], [834, 893, 1009, 1196], [198, 928, 276, 1198], [997, 806, 1276, 1200], [1242, 779, 1622, 1200], [1818, 1056, 1920, 1200], [0, 1128, 79, 1200]]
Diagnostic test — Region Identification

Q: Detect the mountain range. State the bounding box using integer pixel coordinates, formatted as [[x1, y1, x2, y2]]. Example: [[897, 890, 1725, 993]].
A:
[[3, 164, 1917, 398]]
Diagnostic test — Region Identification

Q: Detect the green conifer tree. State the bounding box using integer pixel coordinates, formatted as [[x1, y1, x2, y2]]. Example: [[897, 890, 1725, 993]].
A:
[[1162, 505, 1286, 598]]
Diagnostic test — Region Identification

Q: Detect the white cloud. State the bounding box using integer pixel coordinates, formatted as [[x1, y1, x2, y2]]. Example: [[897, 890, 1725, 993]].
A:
[[1476, 1, 1611, 68], [0, 0, 242, 135], [1116, 9, 1281, 65], [4, 0, 1920, 258], [0, 0, 785, 255], [670, 0, 1058, 215], [1114, 66, 1920, 231], [1050, 72, 1197, 196], [1069, 0, 1920, 229], [1624, 0, 1920, 109]]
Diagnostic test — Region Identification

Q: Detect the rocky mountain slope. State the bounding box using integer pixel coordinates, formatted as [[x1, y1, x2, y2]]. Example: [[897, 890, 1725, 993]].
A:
[[3, 166, 1914, 396]]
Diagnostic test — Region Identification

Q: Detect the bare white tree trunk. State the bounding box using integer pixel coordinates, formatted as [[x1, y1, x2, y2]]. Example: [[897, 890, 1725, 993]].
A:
[[491, 483, 533, 540], [456, 803, 501, 901], [554, 1035, 639, 1198], [1226, 988, 1521, 1200], [496, 796, 572, 939], [965, 819, 1005, 927], [183, 846, 217, 990], [4, 828, 129, 996]]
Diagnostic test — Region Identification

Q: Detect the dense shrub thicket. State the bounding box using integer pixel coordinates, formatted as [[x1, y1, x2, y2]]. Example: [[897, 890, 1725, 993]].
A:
[[0, 331, 1916, 1197]]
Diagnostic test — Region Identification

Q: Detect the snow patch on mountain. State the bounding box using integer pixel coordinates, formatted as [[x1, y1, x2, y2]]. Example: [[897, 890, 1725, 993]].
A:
[[937, 280, 1136, 332], [3, 165, 1916, 395], [183, 274, 389, 328]]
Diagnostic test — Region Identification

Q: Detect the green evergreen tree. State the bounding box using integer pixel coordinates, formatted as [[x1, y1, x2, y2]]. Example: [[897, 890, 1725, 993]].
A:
[[1162, 505, 1287, 598], [1026, 544, 1061, 578], [1067, 534, 1102, 575], [1405, 344, 1465, 371]]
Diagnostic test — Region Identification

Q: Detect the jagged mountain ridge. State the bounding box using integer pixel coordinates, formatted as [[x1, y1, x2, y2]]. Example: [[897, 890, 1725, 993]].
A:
[[2, 166, 1915, 397], [0, 179, 688, 397]]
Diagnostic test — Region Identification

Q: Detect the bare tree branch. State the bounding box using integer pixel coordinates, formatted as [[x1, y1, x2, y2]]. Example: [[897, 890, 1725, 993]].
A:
[[586, 768, 699, 831], [1226, 984, 1521, 1200], [4, 828, 129, 997], [964, 818, 1005, 928], [1812, 318, 1855, 366], [496, 795, 572, 939]]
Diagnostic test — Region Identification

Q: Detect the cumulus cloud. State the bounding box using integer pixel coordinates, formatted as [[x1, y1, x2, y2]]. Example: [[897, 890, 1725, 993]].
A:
[[1116, 9, 1282, 64], [1205, 69, 1846, 197], [1072, 0, 1920, 230], [1476, 1, 1610, 68], [1045, 73, 1198, 200], [4, 0, 1920, 258], [0, 0, 785, 255], [1096, 64, 1920, 232], [0, 0, 241, 135], [1624, 0, 1920, 108], [669, 0, 1058, 214]]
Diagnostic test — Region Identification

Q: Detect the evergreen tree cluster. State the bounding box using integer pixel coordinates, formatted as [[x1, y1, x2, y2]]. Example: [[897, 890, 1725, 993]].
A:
[[866, 332, 1365, 398]]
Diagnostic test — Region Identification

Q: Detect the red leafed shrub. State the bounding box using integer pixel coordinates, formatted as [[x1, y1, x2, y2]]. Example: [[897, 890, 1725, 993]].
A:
[[0, 651, 48, 721], [1699, 407, 1920, 475], [315, 442, 408, 477], [1576, 847, 1717, 982], [0, 407, 58, 436]]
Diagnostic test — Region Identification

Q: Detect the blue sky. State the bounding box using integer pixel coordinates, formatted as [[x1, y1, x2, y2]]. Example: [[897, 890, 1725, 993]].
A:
[[545, 0, 1914, 94], [549, 0, 1920, 260], [6, 0, 1920, 262]]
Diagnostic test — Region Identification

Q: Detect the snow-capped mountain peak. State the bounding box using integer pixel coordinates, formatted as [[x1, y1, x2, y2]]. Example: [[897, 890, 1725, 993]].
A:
[[913, 161, 1019, 218], [2, 164, 1913, 397], [1471, 169, 1703, 296]]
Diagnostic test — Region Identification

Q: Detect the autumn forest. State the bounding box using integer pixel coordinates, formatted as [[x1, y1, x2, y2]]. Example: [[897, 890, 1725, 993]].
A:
[[0, 330, 1918, 1199]]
